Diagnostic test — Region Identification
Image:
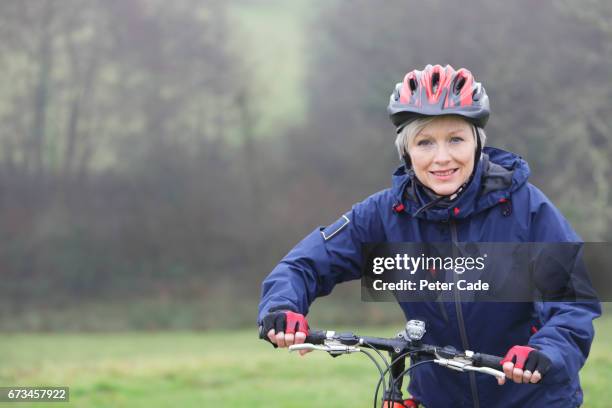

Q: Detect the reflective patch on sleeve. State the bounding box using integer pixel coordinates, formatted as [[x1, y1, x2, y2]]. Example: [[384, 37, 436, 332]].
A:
[[321, 214, 350, 241]]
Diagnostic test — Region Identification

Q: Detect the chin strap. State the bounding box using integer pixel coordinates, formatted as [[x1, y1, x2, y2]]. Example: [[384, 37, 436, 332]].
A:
[[412, 180, 468, 218], [413, 194, 447, 218]]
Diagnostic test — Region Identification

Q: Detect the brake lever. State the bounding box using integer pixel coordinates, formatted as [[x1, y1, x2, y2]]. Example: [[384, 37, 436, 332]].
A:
[[464, 365, 506, 379], [434, 357, 468, 371], [289, 342, 361, 355], [434, 357, 505, 379]]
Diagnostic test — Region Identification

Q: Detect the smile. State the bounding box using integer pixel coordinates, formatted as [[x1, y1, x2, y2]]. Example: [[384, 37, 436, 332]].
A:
[[430, 168, 458, 177]]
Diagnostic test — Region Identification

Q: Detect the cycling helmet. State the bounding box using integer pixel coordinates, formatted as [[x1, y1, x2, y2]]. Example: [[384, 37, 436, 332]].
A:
[[388, 64, 490, 132]]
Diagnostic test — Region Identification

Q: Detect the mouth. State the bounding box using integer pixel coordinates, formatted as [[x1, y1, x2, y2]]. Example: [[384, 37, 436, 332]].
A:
[[429, 168, 459, 179], [430, 168, 458, 176]]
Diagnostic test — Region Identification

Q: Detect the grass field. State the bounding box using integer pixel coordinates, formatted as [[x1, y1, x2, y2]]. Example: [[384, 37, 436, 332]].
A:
[[0, 316, 610, 407]]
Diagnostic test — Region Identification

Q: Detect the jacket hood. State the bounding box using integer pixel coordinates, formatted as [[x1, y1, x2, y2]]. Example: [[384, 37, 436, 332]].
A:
[[391, 146, 530, 221]]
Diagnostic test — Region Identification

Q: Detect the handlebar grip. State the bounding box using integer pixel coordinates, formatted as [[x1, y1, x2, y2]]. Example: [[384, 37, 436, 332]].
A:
[[473, 353, 503, 370], [305, 330, 327, 344]]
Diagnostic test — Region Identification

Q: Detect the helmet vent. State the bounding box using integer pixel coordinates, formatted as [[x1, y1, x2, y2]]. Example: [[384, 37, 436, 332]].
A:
[[409, 78, 417, 94], [472, 87, 481, 101], [431, 72, 440, 93], [454, 77, 466, 95]]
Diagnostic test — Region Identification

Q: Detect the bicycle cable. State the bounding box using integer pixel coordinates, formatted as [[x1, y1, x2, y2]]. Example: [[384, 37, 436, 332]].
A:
[[394, 360, 437, 388], [362, 339, 396, 408], [373, 349, 429, 408], [362, 339, 392, 373], [375, 360, 437, 408], [358, 348, 388, 408]]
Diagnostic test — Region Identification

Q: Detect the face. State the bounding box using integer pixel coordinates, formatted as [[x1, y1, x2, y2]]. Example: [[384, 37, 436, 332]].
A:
[[408, 116, 476, 196]]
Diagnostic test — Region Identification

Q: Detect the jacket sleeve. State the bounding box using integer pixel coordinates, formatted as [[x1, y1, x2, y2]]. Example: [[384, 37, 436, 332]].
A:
[[257, 194, 387, 324], [525, 186, 602, 384]]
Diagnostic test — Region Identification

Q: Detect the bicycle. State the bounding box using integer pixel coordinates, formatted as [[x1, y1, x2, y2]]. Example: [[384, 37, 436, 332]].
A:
[[288, 320, 505, 408]]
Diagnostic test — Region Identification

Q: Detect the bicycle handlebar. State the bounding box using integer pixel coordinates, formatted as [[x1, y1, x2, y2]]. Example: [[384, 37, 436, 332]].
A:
[[284, 323, 510, 408], [472, 352, 504, 371], [304, 330, 328, 344], [305, 330, 414, 353], [296, 327, 505, 380]]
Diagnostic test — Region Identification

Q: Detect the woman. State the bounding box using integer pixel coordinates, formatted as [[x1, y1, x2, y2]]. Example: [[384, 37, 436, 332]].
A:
[[257, 65, 600, 407]]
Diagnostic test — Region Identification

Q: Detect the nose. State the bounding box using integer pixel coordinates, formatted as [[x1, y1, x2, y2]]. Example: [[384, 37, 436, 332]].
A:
[[433, 144, 451, 164]]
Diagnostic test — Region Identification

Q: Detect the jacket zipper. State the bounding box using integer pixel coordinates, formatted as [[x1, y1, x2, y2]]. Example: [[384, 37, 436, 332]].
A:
[[450, 220, 480, 408]]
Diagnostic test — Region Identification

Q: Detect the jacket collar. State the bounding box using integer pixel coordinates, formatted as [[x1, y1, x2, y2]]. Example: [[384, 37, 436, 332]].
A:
[[391, 147, 530, 221]]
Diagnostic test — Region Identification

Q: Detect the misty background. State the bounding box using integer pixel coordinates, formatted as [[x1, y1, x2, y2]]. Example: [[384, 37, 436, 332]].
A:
[[0, 0, 610, 331]]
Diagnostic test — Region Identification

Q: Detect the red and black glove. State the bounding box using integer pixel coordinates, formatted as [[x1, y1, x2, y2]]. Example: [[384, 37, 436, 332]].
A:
[[501, 345, 551, 376], [258, 310, 309, 347]]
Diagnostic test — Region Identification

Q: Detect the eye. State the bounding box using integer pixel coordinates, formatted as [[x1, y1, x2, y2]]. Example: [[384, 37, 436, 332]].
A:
[[417, 139, 433, 147], [450, 136, 464, 143]]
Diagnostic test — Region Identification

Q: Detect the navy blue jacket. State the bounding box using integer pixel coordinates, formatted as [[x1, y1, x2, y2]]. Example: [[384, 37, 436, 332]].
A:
[[258, 147, 600, 407]]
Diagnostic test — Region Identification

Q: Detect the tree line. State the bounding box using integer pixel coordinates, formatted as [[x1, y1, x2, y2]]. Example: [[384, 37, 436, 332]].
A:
[[0, 0, 610, 329]]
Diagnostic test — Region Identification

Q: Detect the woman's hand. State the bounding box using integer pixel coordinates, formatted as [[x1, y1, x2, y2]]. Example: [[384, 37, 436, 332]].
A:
[[259, 311, 312, 356], [497, 345, 551, 385], [266, 329, 311, 355]]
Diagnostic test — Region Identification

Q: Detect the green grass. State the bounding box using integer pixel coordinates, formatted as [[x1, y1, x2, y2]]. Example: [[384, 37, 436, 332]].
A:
[[0, 318, 610, 407]]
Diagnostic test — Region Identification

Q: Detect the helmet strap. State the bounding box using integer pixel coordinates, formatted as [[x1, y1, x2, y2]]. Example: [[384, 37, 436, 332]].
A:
[[473, 125, 483, 171], [402, 154, 412, 171]]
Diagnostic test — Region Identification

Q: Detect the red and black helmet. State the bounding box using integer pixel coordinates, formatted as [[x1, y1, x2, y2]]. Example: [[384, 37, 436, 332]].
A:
[[388, 64, 490, 132]]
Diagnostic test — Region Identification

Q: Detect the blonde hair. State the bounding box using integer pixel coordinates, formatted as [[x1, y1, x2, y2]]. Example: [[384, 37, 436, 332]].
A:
[[394, 116, 487, 162]]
